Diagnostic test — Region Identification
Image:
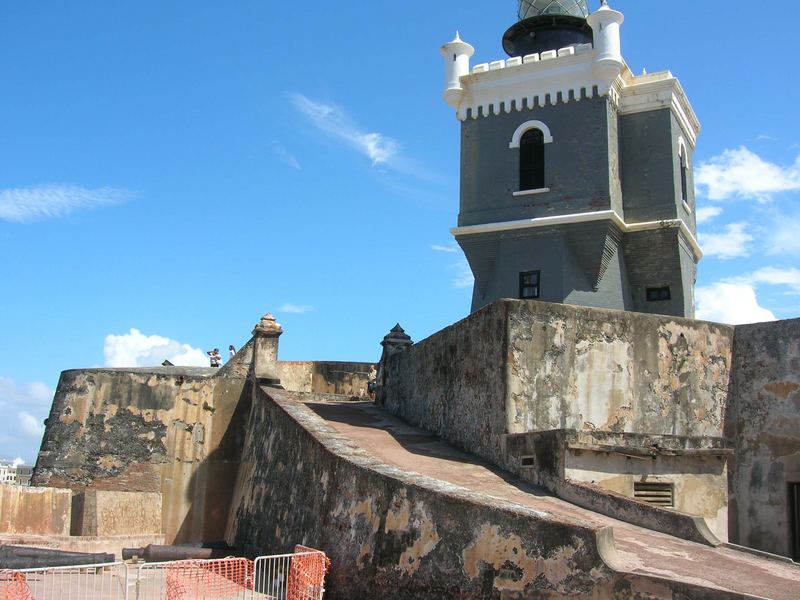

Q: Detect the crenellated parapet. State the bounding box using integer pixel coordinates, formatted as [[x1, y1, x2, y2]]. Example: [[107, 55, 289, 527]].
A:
[[441, 3, 700, 147]]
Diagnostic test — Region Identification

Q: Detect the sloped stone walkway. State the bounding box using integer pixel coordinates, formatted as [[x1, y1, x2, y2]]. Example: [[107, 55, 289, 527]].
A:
[[305, 400, 800, 600]]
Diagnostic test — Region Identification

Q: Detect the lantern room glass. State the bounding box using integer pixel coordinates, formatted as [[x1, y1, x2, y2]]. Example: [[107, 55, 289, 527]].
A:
[[517, 0, 590, 20]]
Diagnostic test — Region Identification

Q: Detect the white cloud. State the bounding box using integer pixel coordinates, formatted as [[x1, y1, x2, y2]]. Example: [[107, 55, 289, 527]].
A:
[[696, 282, 776, 325], [449, 259, 474, 289], [0, 184, 131, 223], [757, 134, 777, 142], [431, 243, 459, 253], [695, 206, 722, 225], [11, 457, 24, 468], [0, 377, 52, 463], [0, 377, 53, 407], [750, 267, 800, 294], [288, 93, 399, 166], [103, 329, 208, 368], [700, 223, 753, 259], [278, 303, 315, 315], [695, 147, 800, 202], [19, 412, 44, 438]]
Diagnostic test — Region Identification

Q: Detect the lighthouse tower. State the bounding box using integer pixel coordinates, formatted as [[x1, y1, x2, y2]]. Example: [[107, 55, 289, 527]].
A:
[[440, 0, 702, 318]]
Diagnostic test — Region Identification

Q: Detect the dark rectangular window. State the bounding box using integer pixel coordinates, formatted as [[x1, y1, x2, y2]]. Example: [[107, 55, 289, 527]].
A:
[[519, 129, 545, 190], [790, 483, 800, 561], [519, 271, 540, 299], [634, 482, 674, 508], [680, 153, 688, 202], [646, 286, 671, 302]]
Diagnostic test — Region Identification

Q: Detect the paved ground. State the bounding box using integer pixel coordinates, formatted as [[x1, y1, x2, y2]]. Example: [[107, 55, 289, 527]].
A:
[[305, 400, 800, 600]]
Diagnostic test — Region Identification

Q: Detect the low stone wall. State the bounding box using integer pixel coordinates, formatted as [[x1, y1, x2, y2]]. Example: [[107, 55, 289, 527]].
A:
[[72, 490, 162, 536], [226, 387, 619, 598], [0, 485, 71, 536], [727, 318, 800, 559], [32, 367, 251, 545], [381, 300, 734, 468], [380, 302, 509, 465], [225, 386, 761, 599], [504, 429, 730, 543], [277, 361, 373, 396], [506, 301, 733, 438]]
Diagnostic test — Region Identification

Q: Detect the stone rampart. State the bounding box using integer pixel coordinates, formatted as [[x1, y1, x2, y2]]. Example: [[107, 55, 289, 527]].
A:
[[0, 485, 71, 536], [32, 367, 251, 544], [226, 386, 619, 598], [71, 490, 162, 537], [276, 361, 373, 396], [380, 302, 509, 465], [381, 300, 733, 467], [727, 318, 800, 559], [225, 386, 767, 599]]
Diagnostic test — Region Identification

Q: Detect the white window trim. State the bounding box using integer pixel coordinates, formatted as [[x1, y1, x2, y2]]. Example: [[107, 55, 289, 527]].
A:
[[509, 120, 554, 148], [678, 135, 692, 210], [513, 188, 550, 197]]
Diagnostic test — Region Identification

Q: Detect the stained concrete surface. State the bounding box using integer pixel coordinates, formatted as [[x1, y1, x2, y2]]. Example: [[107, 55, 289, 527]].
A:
[[306, 400, 800, 599]]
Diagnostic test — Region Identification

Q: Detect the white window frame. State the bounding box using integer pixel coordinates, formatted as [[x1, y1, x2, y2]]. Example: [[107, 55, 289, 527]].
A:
[[509, 120, 554, 149], [678, 136, 692, 214]]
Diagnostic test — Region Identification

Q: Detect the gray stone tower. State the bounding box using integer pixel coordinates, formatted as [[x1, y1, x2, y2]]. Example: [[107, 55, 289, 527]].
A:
[[440, 1, 702, 317]]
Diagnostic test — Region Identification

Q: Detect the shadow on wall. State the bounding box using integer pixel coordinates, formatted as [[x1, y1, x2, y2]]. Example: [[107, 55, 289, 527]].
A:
[[172, 379, 254, 545]]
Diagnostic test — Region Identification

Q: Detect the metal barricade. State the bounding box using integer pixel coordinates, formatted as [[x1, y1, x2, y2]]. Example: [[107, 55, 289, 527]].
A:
[[133, 557, 253, 600], [2, 562, 128, 600], [3, 549, 329, 600], [252, 551, 328, 600]]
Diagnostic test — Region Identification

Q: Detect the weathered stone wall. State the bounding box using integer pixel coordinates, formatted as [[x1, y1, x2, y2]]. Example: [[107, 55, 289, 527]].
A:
[[504, 429, 730, 542], [276, 361, 373, 396], [227, 387, 613, 598], [506, 301, 732, 437], [382, 300, 733, 469], [32, 367, 251, 545], [72, 490, 162, 536], [727, 318, 800, 559], [0, 485, 71, 536], [226, 387, 766, 599], [380, 302, 509, 465]]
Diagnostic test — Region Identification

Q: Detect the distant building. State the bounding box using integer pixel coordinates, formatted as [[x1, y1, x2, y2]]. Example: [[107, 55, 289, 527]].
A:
[[441, 0, 701, 317], [16, 465, 33, 486], [0, 462, 14, 485], [0, 461, 33, 486]]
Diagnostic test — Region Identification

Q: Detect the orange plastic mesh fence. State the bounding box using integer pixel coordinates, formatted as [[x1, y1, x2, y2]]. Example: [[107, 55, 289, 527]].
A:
[[287, 546, 330, 600], [165, 557, 254, 600], [0, 571, 34, 600]]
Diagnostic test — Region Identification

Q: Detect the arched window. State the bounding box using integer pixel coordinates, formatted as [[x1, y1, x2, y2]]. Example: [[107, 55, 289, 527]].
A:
[[520, 129, 545, 191], [509, 120, 553, 194]]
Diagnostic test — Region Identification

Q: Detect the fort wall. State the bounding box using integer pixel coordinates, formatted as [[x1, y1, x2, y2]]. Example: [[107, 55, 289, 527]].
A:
[[31, 337, 373, 546], [226, 386, 754, 599], [380, 300, 734, 541], [0, 484, 71, 536], [32, 367, 251, 544], [381, 300, 733, 466], [727, 318, 800, 558]]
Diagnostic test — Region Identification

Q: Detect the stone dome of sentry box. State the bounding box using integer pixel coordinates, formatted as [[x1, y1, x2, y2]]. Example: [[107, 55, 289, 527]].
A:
[[504, 0, 593, 57]]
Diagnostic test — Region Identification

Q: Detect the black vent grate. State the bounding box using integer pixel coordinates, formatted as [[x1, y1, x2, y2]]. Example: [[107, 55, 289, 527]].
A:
[[634, 482, 674, 508]]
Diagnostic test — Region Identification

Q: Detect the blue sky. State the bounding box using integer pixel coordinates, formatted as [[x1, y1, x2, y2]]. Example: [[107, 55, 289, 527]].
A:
[[1, 1, 798, 463]]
